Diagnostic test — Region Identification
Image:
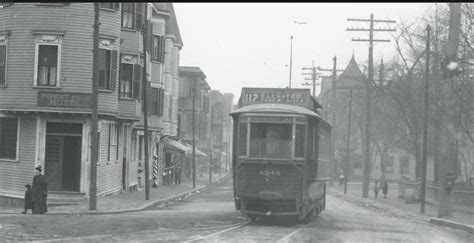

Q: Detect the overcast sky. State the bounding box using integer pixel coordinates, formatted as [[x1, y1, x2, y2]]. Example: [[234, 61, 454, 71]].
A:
[[173, 3, 434, 102]]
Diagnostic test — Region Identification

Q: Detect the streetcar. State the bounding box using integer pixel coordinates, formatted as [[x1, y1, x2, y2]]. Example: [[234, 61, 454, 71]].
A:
[[230, 87, 332, 222]]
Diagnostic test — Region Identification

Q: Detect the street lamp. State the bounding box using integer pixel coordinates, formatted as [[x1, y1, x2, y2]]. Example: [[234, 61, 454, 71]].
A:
[[288, 20, 308, 88]]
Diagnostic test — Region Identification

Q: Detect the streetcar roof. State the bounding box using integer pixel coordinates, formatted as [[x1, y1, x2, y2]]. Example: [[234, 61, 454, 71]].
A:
[[230, 103, 321, 118]]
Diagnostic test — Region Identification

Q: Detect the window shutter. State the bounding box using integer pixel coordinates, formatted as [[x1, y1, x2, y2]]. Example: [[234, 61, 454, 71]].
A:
[[146, 22, 153, 53], [147, 82, 152, 114], [133, 64, 142, 99], [159, 36, 165, 63], [110, 50, 118, 91], [159, 88, 165, 116]]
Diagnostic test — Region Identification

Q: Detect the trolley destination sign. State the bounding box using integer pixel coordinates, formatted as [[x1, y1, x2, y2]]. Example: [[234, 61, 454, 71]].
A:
[[240, 87, 312, 108], [38, 91, 92, 108]]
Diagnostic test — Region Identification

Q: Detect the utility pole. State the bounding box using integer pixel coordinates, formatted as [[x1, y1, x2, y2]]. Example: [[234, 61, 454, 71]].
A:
[[289, 35, 293, 88], [318, 58, 343, 184], [438, 2, 462, 218], [347, 14, 396, 198], [89, 2, 99, 211], [344, 89, 353, 194], [192, 79, 196, 188], [209, 105, 213, 183], [302, 60, 320, 96], [142, 4, 150, 200], [420, 25, 431, 214]]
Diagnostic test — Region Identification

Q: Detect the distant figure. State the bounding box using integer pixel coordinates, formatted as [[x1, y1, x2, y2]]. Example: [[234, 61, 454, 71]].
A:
[[22, 184, 33, 214], [383, 181, 389, 199], [175, 164, 182, 185], [373, 181, 379, 199], [339, 174, 345, 185], [31, 166, 48, 214]]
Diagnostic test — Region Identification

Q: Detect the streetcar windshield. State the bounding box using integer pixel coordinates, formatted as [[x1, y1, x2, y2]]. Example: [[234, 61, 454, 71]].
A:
[[249, 123, 292, 158]]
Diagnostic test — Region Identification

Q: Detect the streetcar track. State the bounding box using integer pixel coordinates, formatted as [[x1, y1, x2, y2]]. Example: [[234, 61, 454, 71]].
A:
[[183, 222, 250, 242]]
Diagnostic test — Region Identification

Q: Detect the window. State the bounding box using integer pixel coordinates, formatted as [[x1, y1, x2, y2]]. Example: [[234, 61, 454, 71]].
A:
[[0, 117, 18, 160], [147, 87, 164, 116], [0, 42, 6, 87], [150, 87, 159, 115], [237, 123, 247, 156], [121, 3, 144, 29], [98, 48, 117, 91], [34, 33, 63, 87], [386, 156, 394, 172], [400, 156, 409, 174], [294, 124, 306, 158], [107, 123, 118, 162], [100, 2, 119, 10], [37, 45, 58, 86], [151, 35, 165, 63], [122, 3, 135, 29], [120, 63, 133, 98], [249, 123, 292, 158]]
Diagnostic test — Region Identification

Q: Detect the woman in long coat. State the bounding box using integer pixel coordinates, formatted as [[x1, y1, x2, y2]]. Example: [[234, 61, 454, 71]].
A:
[[31, 166, 48, 214]]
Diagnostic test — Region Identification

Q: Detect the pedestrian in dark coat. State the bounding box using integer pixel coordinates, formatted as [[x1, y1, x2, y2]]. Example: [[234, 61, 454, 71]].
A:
[[31, 166, 48, 214], [175, 164, 182, 185], [22, 184, 33, 214], [373, 181, 379, 199], [383, 181, 389, 199]]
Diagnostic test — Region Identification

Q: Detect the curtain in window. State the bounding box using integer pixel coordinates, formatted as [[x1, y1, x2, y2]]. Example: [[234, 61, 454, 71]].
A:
[[120, 63, 133, 98], [37, 45, 58, 86], [122, 3, 135, 28]]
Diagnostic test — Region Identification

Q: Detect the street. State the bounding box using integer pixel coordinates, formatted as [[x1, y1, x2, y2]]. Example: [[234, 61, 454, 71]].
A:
[[0, 176, 472, 242]]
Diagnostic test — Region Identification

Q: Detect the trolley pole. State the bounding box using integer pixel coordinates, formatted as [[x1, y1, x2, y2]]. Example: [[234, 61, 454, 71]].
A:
[[142, 4, 150, 200], [289, 35, 293, 88], [89, 2, 99, 211], [347, 14, 395, 198]]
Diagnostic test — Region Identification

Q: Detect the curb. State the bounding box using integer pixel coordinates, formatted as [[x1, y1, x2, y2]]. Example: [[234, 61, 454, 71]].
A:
[[11, 186, 208, 216], [429, 217, 474, 234]]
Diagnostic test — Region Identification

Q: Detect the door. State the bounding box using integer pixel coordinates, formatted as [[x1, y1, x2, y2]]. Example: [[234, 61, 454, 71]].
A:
[[62, 136, 81, 191], [44, 122, 82, 192], [45, 136, 64, 191]]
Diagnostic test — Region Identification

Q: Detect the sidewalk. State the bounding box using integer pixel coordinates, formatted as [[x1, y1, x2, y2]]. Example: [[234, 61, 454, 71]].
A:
[[0, 173, 226, 215], [328, 182, 474, 234]]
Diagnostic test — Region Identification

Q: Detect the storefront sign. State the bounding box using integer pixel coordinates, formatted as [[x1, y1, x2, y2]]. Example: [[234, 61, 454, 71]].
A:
[[38, 92, 92, 108], [240, 88, 310, 107]]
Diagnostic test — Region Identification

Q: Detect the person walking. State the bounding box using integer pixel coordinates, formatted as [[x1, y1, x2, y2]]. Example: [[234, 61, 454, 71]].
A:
[[382, 181, 389, 199], [22, 184, 33, 214], [31, 166, 48, 214], [175, 164, 182, 185], [373, 181, 379, 199]]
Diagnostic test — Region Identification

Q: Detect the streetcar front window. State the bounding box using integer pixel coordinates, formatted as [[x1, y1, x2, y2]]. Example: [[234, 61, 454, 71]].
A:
[[249, 123, 292, 158], [237, 123, 248, 156]]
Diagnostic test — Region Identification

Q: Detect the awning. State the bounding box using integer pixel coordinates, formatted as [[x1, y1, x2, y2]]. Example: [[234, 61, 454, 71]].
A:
[[184, 144, 207, 157], [164, 140, 189, 153]]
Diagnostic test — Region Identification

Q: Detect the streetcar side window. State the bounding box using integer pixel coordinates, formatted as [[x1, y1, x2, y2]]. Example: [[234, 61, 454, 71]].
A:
[[249, 123, 292, 158], [294, 124, 305, 158], [237, 123, 248, 156]]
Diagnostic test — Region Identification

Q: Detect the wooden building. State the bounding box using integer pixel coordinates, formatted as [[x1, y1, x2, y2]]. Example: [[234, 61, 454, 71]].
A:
[[0, 3, 183, 205]]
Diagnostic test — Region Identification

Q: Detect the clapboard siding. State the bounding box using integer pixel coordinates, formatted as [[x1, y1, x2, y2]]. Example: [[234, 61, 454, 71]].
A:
[[0, 3, 94, 110], [0, 117, 37, 197], [120, 29, 141, 54], [118, 99, 140, 119]]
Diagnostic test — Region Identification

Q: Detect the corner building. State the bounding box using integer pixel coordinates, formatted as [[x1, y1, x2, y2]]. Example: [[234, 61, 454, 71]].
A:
[[0, 2, 182, 204]]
